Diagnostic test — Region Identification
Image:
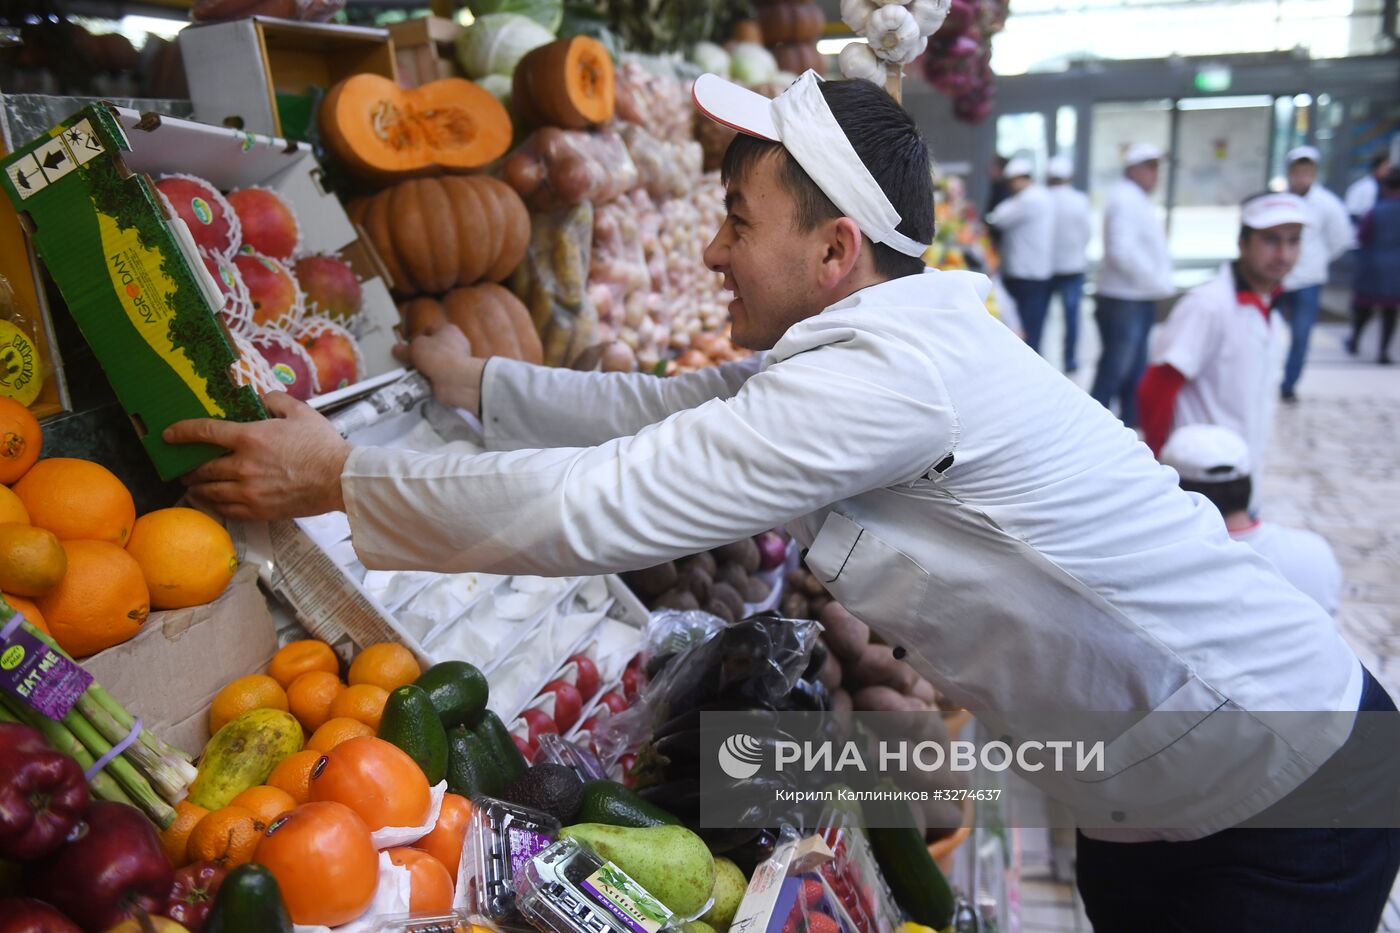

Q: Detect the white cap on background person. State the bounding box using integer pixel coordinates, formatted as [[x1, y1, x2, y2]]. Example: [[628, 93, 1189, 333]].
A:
[[1241, 192, 1307, 230], [1047, 154, 1074, 180], [1004, 156, 1034, 179], [1161, 425, 1252, 483], [1124, 142, 1165, 167], [1286, 145, 1321, 165]]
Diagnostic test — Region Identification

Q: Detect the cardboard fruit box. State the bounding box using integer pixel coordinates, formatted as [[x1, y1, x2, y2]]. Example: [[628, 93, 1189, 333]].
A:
[[0, 103, 405, 480]]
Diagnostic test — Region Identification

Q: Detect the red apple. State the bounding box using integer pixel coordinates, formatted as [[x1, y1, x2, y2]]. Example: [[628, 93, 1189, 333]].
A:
[[233, 252, 299, 326], [164, 861, 225, 932], [227, 187, 299, 260], [32, 801, 174, 932], [250, 330, 317, 401], [199, 252, 253, 331], [297, 325, 360, 395], [597, 691, 628, 715], [535, 681, 583, 732], [0, 897, 81, 932], [563, 654, 600, 700], [155, 175, 238, 257], [294, 255, 362, 321]]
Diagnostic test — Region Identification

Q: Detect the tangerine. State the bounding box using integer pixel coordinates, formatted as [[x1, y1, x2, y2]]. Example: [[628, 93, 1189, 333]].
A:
[[209, 674, 288, 735], [188, 804, 264, 867], [306, 717, 374, 752], [125, 508, 237, 610], [0, 398, 41, 484], [327, 683, 388, 730], [36, 539, 148, 658], [13, 457, 136, 545], [265, 749, 322, 804], [347, 642, 420, 693], [254, 801, 379, 927], [286, 670, 344, 733], [0, 523, 65, 597], [388, 847, 455, 912], [159, 799, 210, 868], [2, 592, 48, 635], [268, 639, 339, 689], [230, 785, 298, 826], [307, 735, 431, 831], [0, 484, 29, 525]]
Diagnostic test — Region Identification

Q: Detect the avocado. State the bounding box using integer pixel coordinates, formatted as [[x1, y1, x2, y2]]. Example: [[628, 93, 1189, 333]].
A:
[[576, 779, 683, 828], [204, 864, 293, 933], [446, 725, 506, 798], [474, 710, 528, 785], [502, 762, 584, 823], [415, 660, 489, 729], [378, 684, 449, 785]]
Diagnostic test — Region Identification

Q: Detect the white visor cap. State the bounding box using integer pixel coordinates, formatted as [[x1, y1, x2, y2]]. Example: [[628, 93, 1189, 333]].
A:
[[1241, 192, 1307, 230], [1161, 424, 1253, 483], [692, 70, 931, 258], [1124, 142, 1165, 167]]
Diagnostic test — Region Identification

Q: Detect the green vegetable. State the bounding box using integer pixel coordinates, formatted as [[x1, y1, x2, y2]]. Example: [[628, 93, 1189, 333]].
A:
[[469, 0, 563, 33], [446, 726, 506, 799], [473, 710, 528, 785], [414, 660, 489, 730], [205, 864, 294, 933], [378, 685, 450, 785], [867, 821, 954, 928], [456, 13, 555, 78], [576, 779, 682, 828]]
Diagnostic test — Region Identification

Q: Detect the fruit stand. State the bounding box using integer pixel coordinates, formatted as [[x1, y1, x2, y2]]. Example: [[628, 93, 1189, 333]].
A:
[[0, 4, 1005, 931]]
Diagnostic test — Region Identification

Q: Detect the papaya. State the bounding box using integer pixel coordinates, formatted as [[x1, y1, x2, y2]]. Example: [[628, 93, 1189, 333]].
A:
[[189, 709, 304, 810]]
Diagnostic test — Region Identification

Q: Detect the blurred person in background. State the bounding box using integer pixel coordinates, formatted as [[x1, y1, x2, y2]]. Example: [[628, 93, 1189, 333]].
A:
[[1345, 168, 1400, 364], [987, 156, 1055, 353], [1162, 424, 1342, 614], [1344, 153, 1392, 224], [1279, 146, 1353, 402], [1046, 154, 1092, 373], [1091, 143, 1174, 428], [1139, 193, 1304, 479], [985, 154, 1011, 248]]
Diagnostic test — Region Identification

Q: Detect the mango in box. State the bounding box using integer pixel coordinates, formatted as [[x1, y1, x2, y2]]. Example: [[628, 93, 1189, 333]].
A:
[[0, 103, 265, 480]]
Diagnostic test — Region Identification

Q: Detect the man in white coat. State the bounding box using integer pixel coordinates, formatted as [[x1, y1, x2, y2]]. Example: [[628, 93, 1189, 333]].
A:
[[986, 156, 1055, 353], [167, 73, 1399, 931], [1090, 143, 1175, 427], [1279, 145, 1353, 402], [1046, 154, 1092, 373]]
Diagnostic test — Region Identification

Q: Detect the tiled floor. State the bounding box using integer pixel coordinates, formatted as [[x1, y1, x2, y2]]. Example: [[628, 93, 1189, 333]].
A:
[[1014, 319, 1400, 931]]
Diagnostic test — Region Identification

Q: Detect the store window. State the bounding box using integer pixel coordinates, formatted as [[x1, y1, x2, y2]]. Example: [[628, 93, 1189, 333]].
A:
[[1170, 96, 1273, 262], [1055, 105, 1078, 168], [995, 111, 1048, 178], [1085, 100, 1171, 261]]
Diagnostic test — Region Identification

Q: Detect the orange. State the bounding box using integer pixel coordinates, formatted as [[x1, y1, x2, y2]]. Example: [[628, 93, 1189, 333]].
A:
[[266, 749, 323, 804], [209, 674, 288, 735], [388, 847, 455, 912], [188, 804, 265, 867], [3, 593, 48, 636], [416, 793, 471, 879], [255, 801, 379, 927], [327, 683, 389, 730], [230, 785, 298, 826], [0, 398, 41, 485], [125, 508, 237, 610], [267, 639, 339, 689], [306, 717, 373, 753], [347, 642, 420, 693], [307, 735, 431, 831], [37, 539, 148, 658], [13, 457, 136, 545], [159, 799, 210, 868], [0, 523, 65, 597], [0, 485, 28, 525], [286, 671, 344, 733]]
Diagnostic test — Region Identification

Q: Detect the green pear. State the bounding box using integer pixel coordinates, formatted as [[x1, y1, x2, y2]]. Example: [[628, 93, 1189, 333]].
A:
[[686, 922, 720, 933], [699, 857, 746, 931], [561, 823, 716, 917]]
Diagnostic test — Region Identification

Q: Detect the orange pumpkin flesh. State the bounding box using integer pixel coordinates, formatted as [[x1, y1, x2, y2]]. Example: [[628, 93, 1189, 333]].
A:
[[321, 74, 512, 181], [515, 37, 615, 130]]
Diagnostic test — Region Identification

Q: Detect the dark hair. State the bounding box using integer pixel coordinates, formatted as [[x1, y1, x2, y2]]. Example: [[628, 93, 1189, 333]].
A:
[[1180, 477, 1253, 516], [1370, 153, 1390, 171], [719, 80, 934, 280], [1384, 168, 1400, 193]]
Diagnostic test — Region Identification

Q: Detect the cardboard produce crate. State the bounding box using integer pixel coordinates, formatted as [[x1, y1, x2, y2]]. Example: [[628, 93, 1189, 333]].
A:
[[80, 565, 278, 758], [0, 103, 406, 479], [180, 17, 397, 138], [389, 16, 462, 88]]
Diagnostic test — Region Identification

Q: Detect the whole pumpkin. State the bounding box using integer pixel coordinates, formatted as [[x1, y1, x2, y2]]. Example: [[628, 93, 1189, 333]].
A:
[[399, 284, 543, 364]]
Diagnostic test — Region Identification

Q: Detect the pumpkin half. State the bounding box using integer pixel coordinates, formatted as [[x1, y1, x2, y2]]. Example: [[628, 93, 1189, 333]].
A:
[[321, 74, 512, 181], [513, 36, 615, 130]]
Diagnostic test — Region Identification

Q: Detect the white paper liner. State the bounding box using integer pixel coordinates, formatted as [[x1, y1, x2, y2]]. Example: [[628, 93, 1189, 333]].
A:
[[234, 250, 307, 330], [249, 325, 322, 399], [228, 330, 285, 396], [293, 851, 413, 933], [291, 315, 367, 395], [202, 249, 256, 334], [370, 779, 447, 850], [295, 252, 365, 323], [229, 183, 304, 260], [155, 172, 242, 259]]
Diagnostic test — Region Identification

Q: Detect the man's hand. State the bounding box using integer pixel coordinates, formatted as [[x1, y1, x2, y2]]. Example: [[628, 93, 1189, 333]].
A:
[[392, 322, 486, 417], [165, 391, 352, 521]]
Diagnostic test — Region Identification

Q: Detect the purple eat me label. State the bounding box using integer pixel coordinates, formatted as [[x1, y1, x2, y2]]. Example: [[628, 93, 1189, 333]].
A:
[[509, 827, 556, 878], [0, 625, 92, 720]]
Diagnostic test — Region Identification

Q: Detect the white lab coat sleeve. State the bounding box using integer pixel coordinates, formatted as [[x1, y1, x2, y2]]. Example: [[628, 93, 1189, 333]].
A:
[[1322, 193, 1356, 257], [1104, 199, 1159, 292], [341, 334, 956, 576], [480, 355, 765, 451], [987, 191, 1031, 230], [1151, 292, 1219, 379]]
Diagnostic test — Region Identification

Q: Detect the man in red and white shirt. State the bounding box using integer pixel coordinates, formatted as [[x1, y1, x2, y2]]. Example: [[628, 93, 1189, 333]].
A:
[[1139, 193, 1306, 474]]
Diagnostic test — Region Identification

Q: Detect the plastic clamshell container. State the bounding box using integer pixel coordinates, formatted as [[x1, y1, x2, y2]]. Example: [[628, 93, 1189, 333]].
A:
[[518, 837, 680, 933], [463, 795, 562, 932]]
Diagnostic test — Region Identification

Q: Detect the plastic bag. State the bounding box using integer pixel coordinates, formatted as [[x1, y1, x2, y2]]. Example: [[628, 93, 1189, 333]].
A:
[[500, 128, 638, 213], [193, 0, 345, 23], [512, 203, 596, 367]]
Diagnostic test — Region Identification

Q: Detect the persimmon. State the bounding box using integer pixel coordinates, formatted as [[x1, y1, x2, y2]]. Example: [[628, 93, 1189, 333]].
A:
[[307, 736, 430, 831], [388, 847, 454, 912], [254, 801, 378, 927], [415, 793, 471, 879]]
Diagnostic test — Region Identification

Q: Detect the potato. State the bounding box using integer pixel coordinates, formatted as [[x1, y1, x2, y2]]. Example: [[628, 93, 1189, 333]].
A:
[[818, 602, 869, 661], [800, 573, 827, 598], [780, 590, 810, 620], [817, 648, 843, 690], [786, 569, 812, 592], [713, 538, 762, 574], [847, 643, 920, 694], [624, 562, 678, 598], [679, 552, 718, 578], [851, 685, 909, 713], [677, 565, 713, 603], [716, 562, 751, 592], [703, 598, 737, 625], [711, 581, 745, 619], [655, 588, 700, 612], [743, 576, 772, 604]]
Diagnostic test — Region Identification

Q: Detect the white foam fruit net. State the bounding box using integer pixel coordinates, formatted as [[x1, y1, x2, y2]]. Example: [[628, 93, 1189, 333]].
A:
[[155, 172, 243, 259], [292, 315, 366, 392], [228, 330, 284, 396]]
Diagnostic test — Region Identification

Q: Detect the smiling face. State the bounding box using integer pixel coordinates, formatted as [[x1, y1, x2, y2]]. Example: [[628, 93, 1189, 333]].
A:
[[703, 152, 831, 351]]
